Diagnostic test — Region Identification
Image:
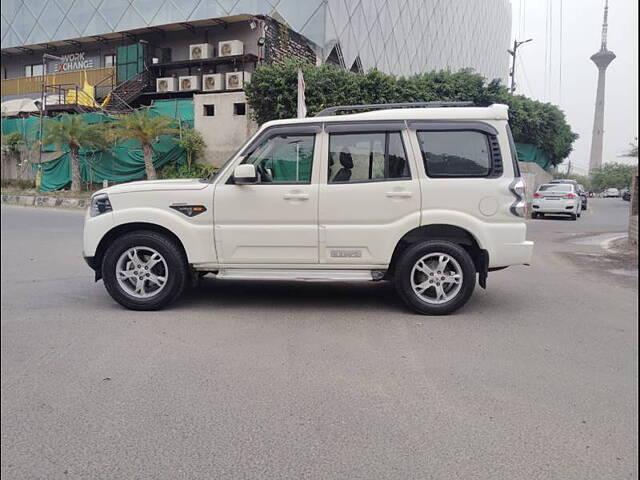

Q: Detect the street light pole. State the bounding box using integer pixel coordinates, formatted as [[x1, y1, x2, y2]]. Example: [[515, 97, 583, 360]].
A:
[[508, 38, 532, 94]]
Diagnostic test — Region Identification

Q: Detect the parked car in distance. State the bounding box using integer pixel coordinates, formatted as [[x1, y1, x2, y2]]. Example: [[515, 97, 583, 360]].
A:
[[621, 188, 631, 201], [548, 179, 587, 209], [532, 183, 582, 220], [83, 102, 533, 315], [604, 187, 620, 198]]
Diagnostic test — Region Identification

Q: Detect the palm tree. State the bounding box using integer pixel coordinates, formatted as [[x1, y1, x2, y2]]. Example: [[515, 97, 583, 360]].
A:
[[110, 109, 178, 180], [44, 115, 108, 192]]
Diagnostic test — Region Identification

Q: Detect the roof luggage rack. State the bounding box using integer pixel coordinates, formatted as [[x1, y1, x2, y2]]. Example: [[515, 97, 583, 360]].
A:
[[315, 101, 476, 117]]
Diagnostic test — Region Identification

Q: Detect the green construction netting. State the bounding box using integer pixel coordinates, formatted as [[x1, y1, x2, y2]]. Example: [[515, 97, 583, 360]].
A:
[[515, 142, 552, 171], [1, 99, 194, 191]]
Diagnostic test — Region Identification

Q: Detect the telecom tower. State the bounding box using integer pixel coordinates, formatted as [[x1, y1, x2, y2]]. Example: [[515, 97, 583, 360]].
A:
[[588, 0, 616, 173]]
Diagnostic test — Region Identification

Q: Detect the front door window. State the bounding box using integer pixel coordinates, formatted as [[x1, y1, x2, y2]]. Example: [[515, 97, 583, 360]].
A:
[[241, 134, 315, 184]]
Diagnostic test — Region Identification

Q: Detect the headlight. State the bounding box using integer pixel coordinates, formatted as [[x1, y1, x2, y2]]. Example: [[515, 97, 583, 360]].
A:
[[509, 178, 527, 217], [90, 193, 112, 217]]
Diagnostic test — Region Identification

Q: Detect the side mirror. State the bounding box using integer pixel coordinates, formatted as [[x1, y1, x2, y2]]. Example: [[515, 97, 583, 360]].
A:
[[233, 164, 258, 185]]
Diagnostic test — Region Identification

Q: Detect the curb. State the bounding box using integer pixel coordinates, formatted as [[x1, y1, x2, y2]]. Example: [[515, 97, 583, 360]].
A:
[[601, 234, 631, 253], [1, 194, 88, 209]]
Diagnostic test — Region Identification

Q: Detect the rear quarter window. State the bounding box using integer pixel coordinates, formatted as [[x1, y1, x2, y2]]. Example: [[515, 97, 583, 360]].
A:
[[417, 130, 492, 177]]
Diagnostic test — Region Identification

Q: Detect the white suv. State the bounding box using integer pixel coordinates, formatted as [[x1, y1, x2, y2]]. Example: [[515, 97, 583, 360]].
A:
[[83, 103, 533, 315]]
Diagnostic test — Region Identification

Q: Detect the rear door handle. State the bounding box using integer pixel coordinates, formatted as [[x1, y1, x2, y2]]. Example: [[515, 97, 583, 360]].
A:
[[386, 191, 412, 198], [283, 193, 309, 200]]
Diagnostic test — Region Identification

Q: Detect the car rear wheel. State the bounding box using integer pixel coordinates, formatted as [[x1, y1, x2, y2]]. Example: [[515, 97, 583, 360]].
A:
[[102, 231, 188, 310], [395, 241, 476, 315]]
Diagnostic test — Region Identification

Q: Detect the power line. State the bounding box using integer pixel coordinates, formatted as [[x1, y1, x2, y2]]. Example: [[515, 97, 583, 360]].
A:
[[517, 54, 535, 97], [559, 0, 563, 104], [543, 0, 550, 99]]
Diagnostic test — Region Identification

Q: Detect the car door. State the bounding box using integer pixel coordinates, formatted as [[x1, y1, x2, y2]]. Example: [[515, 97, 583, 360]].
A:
[[318, 124, 421, 265], [213, 125, 321, 264]]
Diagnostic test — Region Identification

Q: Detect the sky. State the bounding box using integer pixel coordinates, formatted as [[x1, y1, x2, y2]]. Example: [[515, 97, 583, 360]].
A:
[[510, 0, 638, 173]]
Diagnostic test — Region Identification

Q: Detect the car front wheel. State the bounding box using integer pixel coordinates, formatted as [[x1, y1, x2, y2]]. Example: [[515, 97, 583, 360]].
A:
[[395, 241, 476, 315], [102, 231, 188, 310]]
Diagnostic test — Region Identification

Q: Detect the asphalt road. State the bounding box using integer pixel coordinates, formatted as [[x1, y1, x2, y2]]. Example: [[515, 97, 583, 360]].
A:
[[1, 199, 638, 480]]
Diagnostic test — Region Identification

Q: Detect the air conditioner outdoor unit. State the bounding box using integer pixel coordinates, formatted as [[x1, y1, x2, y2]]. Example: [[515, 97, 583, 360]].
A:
[[189, 43, 213, 60], [225, 71, 251, 90], [179, 75, 201, 91], [202, 73, 224, 91], [218, 40, 244, 57], [156, 77, 177, 93]]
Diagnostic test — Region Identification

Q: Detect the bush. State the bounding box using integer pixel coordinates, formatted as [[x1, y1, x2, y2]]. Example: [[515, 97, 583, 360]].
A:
[[159, 162, 217, 179], [175, 128, 206, 170], [245, 60, 578, 166], [1, 178, 36, 189]]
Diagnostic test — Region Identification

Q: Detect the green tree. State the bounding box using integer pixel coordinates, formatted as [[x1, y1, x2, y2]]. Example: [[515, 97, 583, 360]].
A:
[[110, 109, 178, 180], [175, 128, 206, 173], [624, 138, 638, 158], [44, 115, 108, 192], [245, 60, 578, 166], [552, 172, 592, 190], [1, 132, 25, 162], [590, 163, 636, 191]]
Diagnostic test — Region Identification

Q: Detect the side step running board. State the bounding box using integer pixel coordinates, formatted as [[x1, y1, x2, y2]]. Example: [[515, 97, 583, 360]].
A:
[[216, 269, 383, 282]]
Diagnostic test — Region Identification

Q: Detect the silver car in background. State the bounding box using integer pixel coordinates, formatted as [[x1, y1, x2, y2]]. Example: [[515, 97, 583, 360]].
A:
[[532, 183, 582, 220], [604, 187, 621, 198]]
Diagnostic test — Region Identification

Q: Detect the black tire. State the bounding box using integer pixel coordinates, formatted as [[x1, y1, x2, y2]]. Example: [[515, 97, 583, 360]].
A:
[[570, 213, 577, 221], [394, 240, 476, 315], [102, 230, 188, 310], [532, 212, 539, 219]]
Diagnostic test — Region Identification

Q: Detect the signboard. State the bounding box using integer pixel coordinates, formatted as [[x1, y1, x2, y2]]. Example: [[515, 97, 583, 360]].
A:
[[54, 52, 94, 72]]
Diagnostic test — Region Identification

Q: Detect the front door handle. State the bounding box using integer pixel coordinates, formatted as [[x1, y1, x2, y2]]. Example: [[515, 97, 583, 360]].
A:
[[386, 191, 412, 198], [283, 193, 309, 200]]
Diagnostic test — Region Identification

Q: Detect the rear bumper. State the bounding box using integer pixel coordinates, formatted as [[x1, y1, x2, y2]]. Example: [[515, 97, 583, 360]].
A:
[[531, 200, 579, 213], [480, 222, 533, 268], [493, 240, 534, 267]]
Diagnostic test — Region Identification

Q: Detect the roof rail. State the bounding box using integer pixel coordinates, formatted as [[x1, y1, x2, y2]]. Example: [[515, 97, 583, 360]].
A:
[[315, 101, 476, 117]]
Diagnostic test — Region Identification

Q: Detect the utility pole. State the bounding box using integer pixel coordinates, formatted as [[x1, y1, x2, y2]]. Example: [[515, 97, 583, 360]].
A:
[[508, 38, 533, 94]]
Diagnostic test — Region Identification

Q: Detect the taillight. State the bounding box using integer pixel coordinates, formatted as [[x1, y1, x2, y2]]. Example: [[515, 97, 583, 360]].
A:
[[564, 193, 576, 199], [509, 179, 527, 217], [533, 192, 542, 198]]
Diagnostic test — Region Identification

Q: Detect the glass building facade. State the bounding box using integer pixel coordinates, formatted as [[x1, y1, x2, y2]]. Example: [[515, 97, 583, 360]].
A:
[[1, 0, 511, 81]]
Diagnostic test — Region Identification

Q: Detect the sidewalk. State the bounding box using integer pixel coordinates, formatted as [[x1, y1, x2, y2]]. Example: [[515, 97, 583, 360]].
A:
[[1, 190, 90, 209]]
